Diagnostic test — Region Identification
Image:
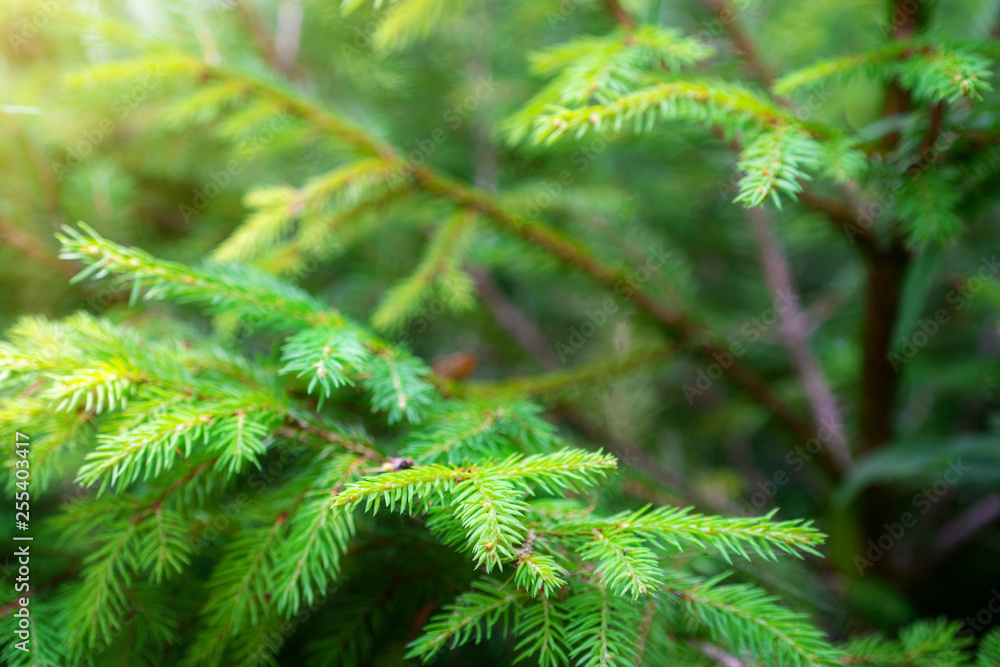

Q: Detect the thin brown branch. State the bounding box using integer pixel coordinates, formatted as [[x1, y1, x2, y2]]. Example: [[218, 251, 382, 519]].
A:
[[599, 0, 637, 29], [274, 0, 305, 72], [634, 598, 659, 664], [746, 207, 852, 474], [914, 101, 946, 168], [429, 172, 818, 441], [797, 189, 879, 253], [133, 458, 218, 523], [233, 0, 310, 83], [469, 266, 562, 370], [692, 640, 747, 667], [701, 0, 775, 87], [915, 494, 1000, 576], [0, 215, 77, 279]]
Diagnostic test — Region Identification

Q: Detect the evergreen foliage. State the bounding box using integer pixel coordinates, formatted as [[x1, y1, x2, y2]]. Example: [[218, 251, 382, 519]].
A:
[[1, 0, 1000, 665]]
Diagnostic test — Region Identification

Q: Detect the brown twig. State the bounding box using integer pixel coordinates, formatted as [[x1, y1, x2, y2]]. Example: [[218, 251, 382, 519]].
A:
[[911, 494, 1000, 577], [797, 188, 879, 253], [599, 0, 637, 29], [701, 0, 775, 87], [692, 640, 747, 667], [469, 266, 562, 370], [233, 0, 310, 84], [0, 215, 77, 279], [745, 207, 852, 474], [412, 164, 818, 443]]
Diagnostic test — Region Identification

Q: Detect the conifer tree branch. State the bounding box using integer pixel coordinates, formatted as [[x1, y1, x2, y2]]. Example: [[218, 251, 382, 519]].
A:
[[693, 640, 747, 667], [469, 266, 563, 370], [232, 0, 310, 83], [746, 208, 852, 473], [796, 189, 879, 252], [449, 345, 673, 400], [406, 167, 818, 443], [599, 0, 637, 30], [690, 3, 886, 257], [701, 0, 776, 86], [125, 50, 820, 443]]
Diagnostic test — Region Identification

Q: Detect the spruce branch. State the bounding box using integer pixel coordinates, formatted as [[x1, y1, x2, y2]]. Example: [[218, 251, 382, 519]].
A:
[[448, 345, 673, 401], [775, 41, 995, 103], [332, 450, 618, 516], [280, 326, 371, 400], [504, 26, 715, 143], [58, 224, 337, 330], [400, 397, 559, 463], [94, 46, 819, 445], [371, 208, 478, 333], [514, 595, 570, 667], [269, 454, 363, 616], [363, 348, 437, 425], [405, 578, 522, 661], [69, 39, 825, 449], [564, 580, 644, 666], [544, 505, 825, 563], [664, 572, 844, 667], [745, 207, 852, 474]]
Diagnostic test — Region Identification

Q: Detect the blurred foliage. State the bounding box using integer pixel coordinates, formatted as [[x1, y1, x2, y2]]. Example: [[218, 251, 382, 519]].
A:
[[1, 0, 1000, 665]]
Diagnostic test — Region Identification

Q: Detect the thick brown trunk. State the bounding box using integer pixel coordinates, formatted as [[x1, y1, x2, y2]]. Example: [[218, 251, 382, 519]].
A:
[[857, 242, 910, 581], [859, 243, 910, 454]]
